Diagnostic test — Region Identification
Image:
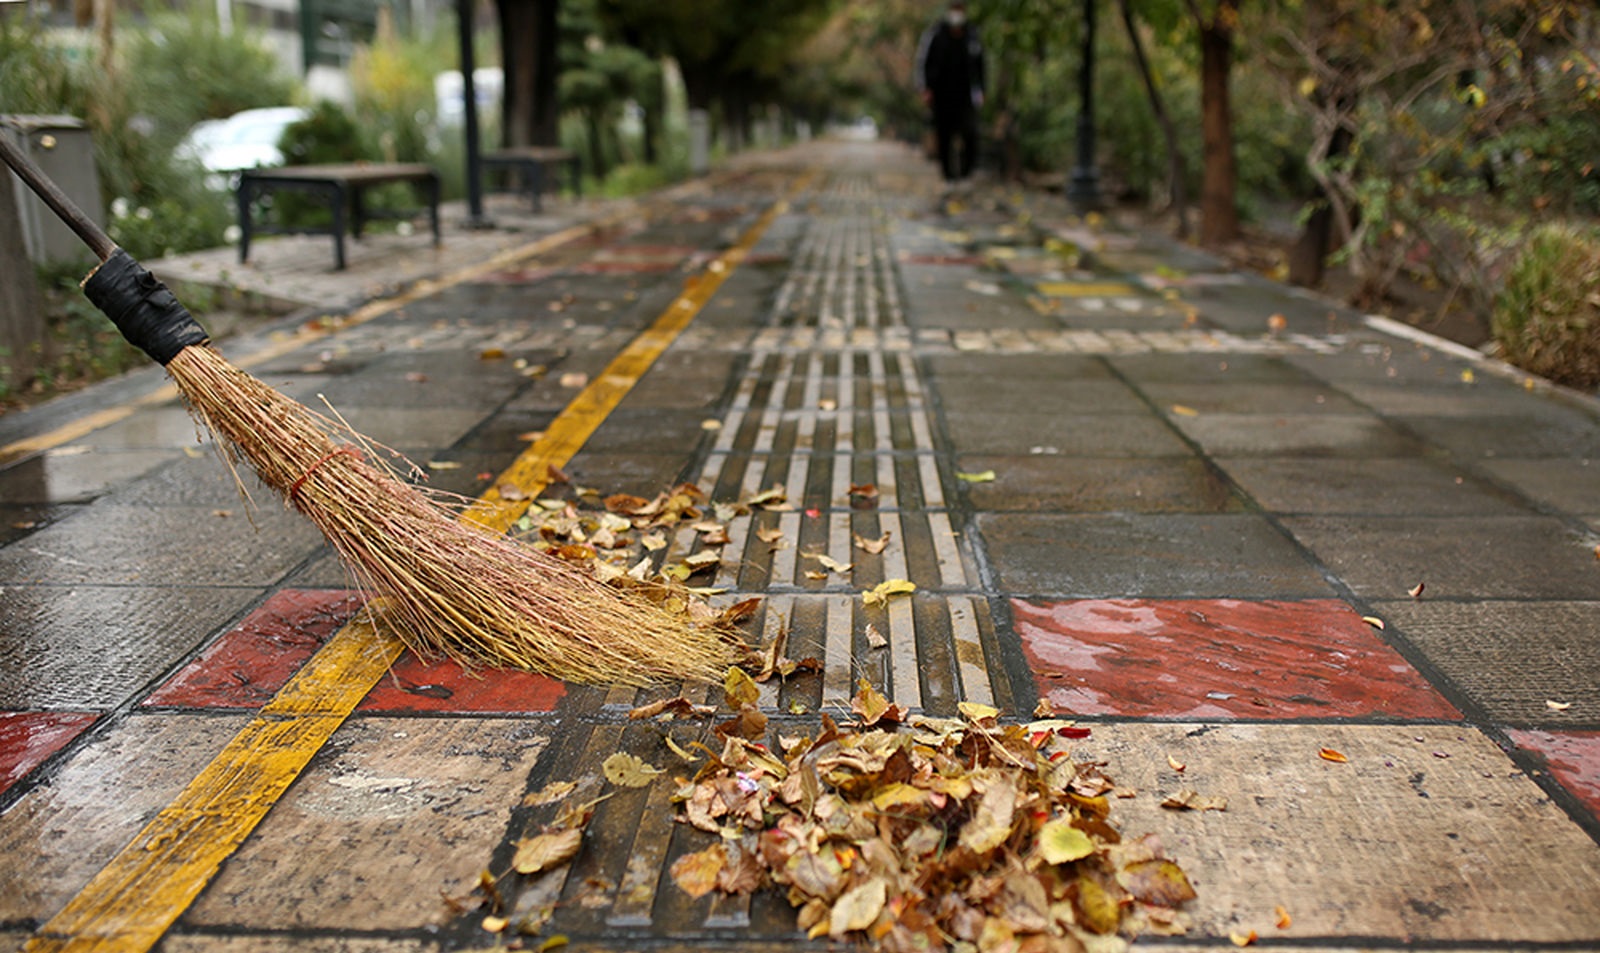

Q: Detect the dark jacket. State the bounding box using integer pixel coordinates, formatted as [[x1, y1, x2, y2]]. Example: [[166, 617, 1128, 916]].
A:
[[918, 20, 985, 112]]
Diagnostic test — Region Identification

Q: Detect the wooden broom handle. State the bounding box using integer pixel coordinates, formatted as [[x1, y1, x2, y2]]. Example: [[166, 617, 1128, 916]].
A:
[[0, 128, 116, 262]]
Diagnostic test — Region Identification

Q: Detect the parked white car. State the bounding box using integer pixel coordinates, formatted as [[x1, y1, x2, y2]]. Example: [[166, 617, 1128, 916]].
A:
[[175, 106, 309, 182]]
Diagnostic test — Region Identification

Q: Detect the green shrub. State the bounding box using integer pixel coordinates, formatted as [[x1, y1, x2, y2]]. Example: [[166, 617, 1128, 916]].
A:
[[1491, 223, 1600, 391]]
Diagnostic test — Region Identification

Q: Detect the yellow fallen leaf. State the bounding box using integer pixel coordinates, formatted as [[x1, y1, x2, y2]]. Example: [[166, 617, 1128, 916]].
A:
[[853, 532, 890, 555], [1547, 700, 1573, 711], [1460, 368, 1475, 383], [864, 578, 916, 607], [1038, 819, 1096, 863], [602, 752, 663, 788], [1361, 615, 1385, 630], [1171, 404, 1199, 417], [1166, 753, 1186, 772], [1408, 582, 1425, 599], [806, 553, 853, 574], [725, 666, 761, 709], [426, 460, 462, 470], [482, 915, 508, 932], [1231, 929, 1258, 946], [956, 470, 996, 483], [1275, 905, 1292, 929], [829, 878, 887, 937], [958, 701, 1001, 722], [1319, 747, 1348, 763]]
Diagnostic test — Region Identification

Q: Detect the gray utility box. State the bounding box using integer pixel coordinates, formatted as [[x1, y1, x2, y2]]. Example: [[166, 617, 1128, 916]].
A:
[[1, 114, 105, 266]]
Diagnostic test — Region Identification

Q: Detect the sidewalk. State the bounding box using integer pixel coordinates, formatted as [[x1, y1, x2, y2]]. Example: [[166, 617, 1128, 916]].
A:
[[1, 137, 1598, 952]]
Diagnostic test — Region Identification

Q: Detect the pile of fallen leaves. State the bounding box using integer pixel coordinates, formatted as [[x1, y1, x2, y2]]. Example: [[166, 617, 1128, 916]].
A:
[[666, 676, 1192, 951]]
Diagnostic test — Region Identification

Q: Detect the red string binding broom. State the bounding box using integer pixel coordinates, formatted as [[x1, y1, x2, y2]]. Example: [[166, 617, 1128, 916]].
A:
[[0, 134, 741, 686]]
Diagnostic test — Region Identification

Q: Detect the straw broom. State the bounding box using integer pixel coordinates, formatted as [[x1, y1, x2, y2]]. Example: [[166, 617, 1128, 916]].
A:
[[1, 135, 741, 685]]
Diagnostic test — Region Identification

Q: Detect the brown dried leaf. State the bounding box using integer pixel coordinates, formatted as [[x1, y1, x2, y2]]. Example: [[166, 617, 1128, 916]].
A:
[[850, 679, 905, 727], [512, 828, 583, 875], [628, 697, 715, 720], [522, 780, 577, 807], [853, 532, 891, 555], [1159, 788, 1228, 811], [864, 623, 887, 649], [670, 843, 726, 899], [1318, 747, 1348, 763], [957, 782, 1015, 854]]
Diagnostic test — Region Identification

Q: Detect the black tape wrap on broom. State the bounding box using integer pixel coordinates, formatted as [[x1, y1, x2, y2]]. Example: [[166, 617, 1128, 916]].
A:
[[82, 249, 210, 365]]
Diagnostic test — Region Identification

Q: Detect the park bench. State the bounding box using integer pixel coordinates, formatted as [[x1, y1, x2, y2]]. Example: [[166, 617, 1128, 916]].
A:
[[479, 147, 581, 212], [236, 162, 441, 271]]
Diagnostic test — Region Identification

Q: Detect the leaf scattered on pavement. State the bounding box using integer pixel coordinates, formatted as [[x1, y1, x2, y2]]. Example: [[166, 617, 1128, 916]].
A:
[[601, 752, 663, 788], [863, 578, 916, 607]]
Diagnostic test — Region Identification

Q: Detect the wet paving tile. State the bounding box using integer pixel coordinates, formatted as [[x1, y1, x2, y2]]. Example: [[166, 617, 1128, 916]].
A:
[[956, 456, 1244, 513], [979, 513, 1333, 598], [1479, 457, 1600, 516], [933, 377, 1152, 416], [142, 589, 366, 709], [1218, 457, 1528, 516], [1064, 723, 1600, 941], [0, 504, 322, 587], [159, 936, 437, 953], [1108, 352, 1310, 384], [1283, 515, 1600, 601], [182, 717, 548, 931], [944, 411, 1194, 457], [1374, 600, 1600, 727], [0, 711, 98, 797], [1506, 729, 1600, 818], [1015, 598, 1459, 720], [144, 589, 567, 714], [1138, 381, 1369, 416], [0, 586, 263, 710], [1169, 413, 1422, 457], [1397, 413, 1600, 459], [0, 712, 247, 922], [0, 448, 176, 504]]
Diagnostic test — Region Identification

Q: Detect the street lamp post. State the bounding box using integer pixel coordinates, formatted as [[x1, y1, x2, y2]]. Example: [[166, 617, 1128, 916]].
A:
[[1068, 0, 1103, 212]]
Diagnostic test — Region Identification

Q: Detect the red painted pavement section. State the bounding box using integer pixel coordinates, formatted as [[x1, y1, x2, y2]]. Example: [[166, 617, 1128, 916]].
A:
[[1015, 598, 1460, 720], [143, 589, 367, 709], [0, 711, 98, 796], [1507, 729, 1600, 820], [143, 588, 566, 714]]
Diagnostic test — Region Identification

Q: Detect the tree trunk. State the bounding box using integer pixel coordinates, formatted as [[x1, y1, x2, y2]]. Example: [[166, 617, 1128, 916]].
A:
[[1197, 0, 1239, 246], [497, 0, 559, 147], [1288, 113, 1354, 287], [1119, 0, 1189, 239]]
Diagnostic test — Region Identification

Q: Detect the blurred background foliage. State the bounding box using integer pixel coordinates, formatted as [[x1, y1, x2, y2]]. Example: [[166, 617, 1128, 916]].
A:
[[1, 0, 1597, 393]]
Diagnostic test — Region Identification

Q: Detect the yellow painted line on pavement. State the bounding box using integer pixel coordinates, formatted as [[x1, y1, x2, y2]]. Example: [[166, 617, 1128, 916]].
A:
[[0, 217, 618, 468], [1035, 280, 1135, 297], [463, 181, 808, 532], [25, 174, 809, 953]]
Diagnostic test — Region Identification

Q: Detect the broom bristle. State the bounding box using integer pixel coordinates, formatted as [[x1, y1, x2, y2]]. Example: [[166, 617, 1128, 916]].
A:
[[165, 345, 741, 686]]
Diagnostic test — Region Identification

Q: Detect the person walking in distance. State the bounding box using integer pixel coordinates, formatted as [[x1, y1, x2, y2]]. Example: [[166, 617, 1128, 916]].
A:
[[917, 1, 986, 183]]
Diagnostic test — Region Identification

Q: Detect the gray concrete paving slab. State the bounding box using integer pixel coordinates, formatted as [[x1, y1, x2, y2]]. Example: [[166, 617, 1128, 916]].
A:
[[1375, 599, 1600, 727], [0, 712, 246, 922], [1218, 457, 1531, 516], [943, 410, 1195, 457], [1169, 412, 1424, 457], [1282, 515, 1600, 600], [978, 512, 1334, 597], [0, 585, 261, 709], [1393, 412, 1600, 459], [0, 448, 177, 505], [0, 503, 320, 587], [1479, 457, 1600, 516], [183, 717, 549, 932], [1066, 723, 1600, 942], [955, 455, 1244, 513]]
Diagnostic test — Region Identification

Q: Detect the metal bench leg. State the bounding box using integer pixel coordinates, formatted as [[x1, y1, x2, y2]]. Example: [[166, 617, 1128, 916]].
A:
[[427, 174, 441, 245], [331, 182, 348, 271], [237, 179, 253, 263]]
